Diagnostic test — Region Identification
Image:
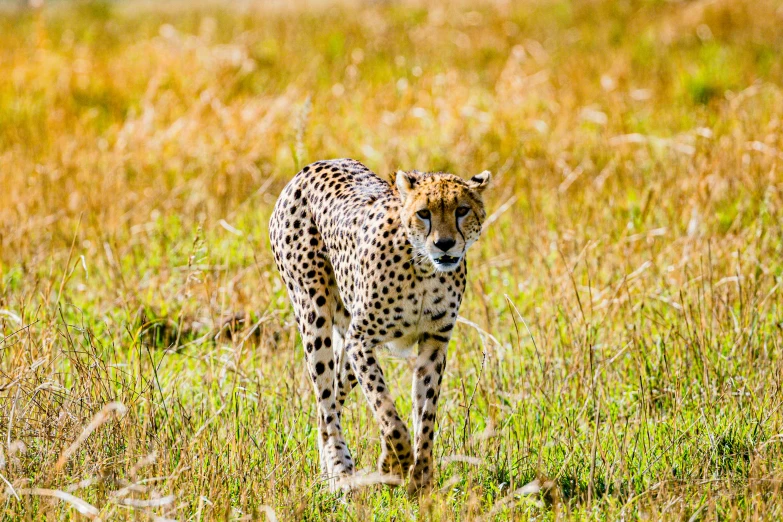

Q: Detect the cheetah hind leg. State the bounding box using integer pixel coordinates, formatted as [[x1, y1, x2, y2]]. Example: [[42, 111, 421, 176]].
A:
[[295, 301, 354, 492], [325, 326, 361, 492]]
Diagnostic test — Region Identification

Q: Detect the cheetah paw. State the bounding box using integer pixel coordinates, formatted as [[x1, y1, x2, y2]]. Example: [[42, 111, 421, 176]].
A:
[[406, 463, 433, 496], [378, 451, 411, 483]]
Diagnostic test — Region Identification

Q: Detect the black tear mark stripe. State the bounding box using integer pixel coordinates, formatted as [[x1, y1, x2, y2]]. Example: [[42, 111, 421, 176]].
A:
[[456, 218, 467, 244], [425, 197, 432, 238]]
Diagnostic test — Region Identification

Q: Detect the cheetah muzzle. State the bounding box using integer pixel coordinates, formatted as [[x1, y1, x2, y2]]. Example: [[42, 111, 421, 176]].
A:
[[269, 158, 491, 494]]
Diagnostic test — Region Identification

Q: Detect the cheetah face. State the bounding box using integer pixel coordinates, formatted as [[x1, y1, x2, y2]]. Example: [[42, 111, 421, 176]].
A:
[[396, 169, 491, 272]]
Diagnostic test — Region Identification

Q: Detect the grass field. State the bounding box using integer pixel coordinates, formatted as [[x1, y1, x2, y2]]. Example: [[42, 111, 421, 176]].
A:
[[1, 0, 783, 519]]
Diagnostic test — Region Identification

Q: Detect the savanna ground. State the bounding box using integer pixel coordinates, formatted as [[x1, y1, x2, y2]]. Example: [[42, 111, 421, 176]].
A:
[[1, 0, 783, 519]]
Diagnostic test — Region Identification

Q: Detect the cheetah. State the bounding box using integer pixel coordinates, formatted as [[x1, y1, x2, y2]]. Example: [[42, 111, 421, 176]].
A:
[[269, 158, 491, 493]]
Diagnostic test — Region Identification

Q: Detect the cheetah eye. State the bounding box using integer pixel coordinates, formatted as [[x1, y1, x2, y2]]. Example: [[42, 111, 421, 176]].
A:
[[456, 206, 470, 218], [416, 209, 431, 220]]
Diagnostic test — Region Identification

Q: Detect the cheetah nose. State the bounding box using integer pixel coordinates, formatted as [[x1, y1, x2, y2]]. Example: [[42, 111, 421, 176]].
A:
[[434, 238, 456, 252]]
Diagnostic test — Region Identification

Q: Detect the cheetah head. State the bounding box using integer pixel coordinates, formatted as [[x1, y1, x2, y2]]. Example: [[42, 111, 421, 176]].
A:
[[395, 169, 491, 272]]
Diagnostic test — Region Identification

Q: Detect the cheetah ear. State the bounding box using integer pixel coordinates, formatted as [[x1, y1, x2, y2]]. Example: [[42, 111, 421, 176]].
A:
[[468, 170, 491, 193], [396, 170, 416, 202]]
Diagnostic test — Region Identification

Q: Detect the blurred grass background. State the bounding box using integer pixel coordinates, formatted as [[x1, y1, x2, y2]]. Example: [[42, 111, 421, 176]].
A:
[[1, 0, 783, 519]]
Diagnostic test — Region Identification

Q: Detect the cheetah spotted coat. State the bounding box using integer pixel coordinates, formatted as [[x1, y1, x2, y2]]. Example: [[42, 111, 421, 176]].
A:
[[269, 158, 490, 493]]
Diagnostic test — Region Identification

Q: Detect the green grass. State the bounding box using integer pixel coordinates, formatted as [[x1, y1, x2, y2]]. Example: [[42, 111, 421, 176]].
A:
[[1, 0, 783, 519]]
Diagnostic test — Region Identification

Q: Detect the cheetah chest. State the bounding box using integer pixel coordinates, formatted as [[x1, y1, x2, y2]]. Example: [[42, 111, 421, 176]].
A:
[[379, 279, 460, 359]]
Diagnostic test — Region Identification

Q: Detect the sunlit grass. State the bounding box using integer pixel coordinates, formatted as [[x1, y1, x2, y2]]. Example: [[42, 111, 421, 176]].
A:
[[1, 0, 783, 519]]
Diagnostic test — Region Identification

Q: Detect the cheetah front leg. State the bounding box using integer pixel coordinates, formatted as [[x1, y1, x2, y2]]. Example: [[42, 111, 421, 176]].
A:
[[408, 335, 449, 494], [345, 329, 413, 480]]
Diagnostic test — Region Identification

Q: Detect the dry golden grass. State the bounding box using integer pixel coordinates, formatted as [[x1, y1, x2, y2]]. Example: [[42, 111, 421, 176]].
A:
[[1, 0, 783, 519]]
